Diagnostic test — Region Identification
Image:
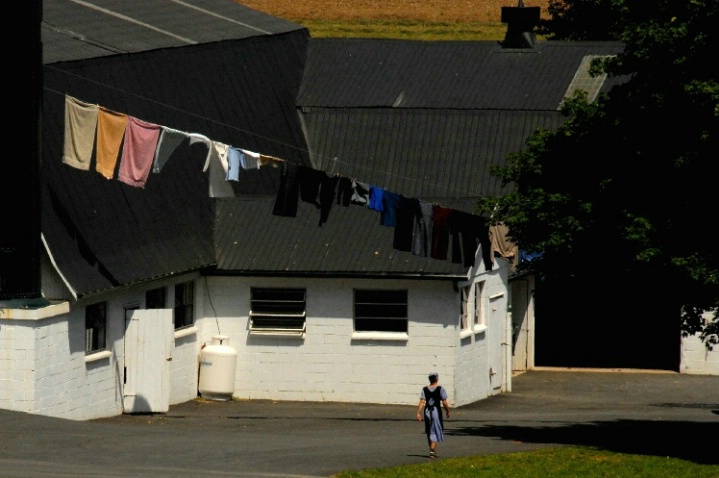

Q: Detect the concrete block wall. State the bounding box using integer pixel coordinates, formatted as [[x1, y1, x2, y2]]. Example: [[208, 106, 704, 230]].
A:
[[31, 303, 124, 420], [454, 330, 490, 405], [0, 319, 37, 413], [0, 304, 117, 420], [33, 315, 79, 418], [0, 277, 203, 420], [681, 310, 719, 375], [197, 276, 502, 406], [454, 264, 509, 406]]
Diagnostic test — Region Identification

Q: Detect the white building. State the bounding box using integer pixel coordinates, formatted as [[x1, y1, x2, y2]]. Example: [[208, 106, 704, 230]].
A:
[[2, 0, 714, 422]]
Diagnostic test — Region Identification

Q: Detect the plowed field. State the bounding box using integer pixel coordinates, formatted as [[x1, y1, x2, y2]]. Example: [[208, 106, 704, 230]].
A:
[[237, 0, 550, 23]]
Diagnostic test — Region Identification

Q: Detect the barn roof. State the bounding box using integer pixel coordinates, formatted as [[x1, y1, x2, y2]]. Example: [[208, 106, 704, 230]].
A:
[[39, 0, 626, 298], [42, 0, 303, 64], [213, 197, 476, 277], [297, 39, 624, 109], [41, 0, 311, 297]]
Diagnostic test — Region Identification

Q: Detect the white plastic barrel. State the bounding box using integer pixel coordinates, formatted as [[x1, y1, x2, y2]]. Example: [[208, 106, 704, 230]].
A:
[[198, 335, 237, 401]]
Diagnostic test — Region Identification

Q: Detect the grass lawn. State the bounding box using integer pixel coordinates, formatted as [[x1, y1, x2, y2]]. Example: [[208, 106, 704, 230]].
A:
[[333, 446, 719, 478]]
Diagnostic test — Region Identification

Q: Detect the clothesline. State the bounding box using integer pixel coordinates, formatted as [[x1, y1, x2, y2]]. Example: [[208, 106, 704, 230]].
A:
[[62, 94, 475, 212], [47, 72, 482, 198], [269, 158, 495, 269], [60, 94, 516, 269], [62, 94, 286, 189]]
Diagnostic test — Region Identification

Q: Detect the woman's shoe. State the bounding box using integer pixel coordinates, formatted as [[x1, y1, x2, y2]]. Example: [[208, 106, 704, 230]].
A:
[[429, 451, 437, 459]]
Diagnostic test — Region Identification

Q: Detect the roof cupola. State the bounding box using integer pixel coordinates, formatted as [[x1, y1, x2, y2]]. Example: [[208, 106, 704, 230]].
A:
[[501, 0, 541, 48]]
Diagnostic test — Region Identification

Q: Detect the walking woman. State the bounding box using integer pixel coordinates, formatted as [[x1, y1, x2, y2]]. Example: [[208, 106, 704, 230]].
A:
[[416, 372, 450, 458]]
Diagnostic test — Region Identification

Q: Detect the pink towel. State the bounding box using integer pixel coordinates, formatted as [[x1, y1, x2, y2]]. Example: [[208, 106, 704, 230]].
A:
[[118, 116, 161, 188]]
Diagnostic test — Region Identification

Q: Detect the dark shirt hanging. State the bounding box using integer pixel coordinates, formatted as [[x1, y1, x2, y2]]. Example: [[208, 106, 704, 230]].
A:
[[393, 195, 419, 252], [336, 176, 353, 207], [431, 205, 452, 260], [272, 161, 300, 217], [318, 173, 339, 226], [298, 166, 323, 207], [380, 190, 399, 227]]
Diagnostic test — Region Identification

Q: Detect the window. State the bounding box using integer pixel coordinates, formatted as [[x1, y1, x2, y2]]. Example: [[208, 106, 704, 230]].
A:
[[460, 285, 471, 330], [474, 281, 486, 328], [85, 302, 107, 354], [146, 286, 166, 309], [560, 55, 613, 108], [174, 281, 194, 329], [354, 289, 408, 333], [250, 288, 306, 336]]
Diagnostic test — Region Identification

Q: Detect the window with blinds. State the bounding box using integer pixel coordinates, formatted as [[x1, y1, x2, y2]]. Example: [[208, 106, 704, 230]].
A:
[[354, 289, 408, 333], [250, 288, 306, 336]]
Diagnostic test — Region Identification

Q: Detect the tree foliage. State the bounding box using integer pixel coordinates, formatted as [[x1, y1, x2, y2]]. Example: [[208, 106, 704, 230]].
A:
[[537, 0, 622, 40], [479, 0, 719, 348]]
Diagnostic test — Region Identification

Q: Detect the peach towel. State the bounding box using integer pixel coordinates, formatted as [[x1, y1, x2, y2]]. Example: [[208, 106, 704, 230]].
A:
[[95, 107, 128, 179]]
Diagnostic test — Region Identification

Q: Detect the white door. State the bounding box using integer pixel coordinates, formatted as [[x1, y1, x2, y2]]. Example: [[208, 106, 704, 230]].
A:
[[123, 309, 174, 413], [511, 276, 535, 372], [488, 293, 506, 392], [511, 280, 530, 371]]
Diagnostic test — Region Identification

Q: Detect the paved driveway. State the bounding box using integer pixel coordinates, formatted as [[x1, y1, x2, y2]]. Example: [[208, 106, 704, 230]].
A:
[[1, 369, 717, 477]]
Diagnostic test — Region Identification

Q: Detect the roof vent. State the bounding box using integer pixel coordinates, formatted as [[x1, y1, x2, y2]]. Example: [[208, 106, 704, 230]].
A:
[[500, 0, 541, 49]]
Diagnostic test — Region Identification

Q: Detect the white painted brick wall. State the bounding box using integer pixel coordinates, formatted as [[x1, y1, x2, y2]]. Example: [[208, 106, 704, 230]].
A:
[[197, 273, 508, 407], [1, 266, 508, 419], [681, 332, 719, 375], [0, 322, 35, 412], [169, 338, 201, 405]]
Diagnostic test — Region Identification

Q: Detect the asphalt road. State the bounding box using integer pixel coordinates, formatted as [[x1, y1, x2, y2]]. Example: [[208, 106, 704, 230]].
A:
[[1, 369, 717, 478]]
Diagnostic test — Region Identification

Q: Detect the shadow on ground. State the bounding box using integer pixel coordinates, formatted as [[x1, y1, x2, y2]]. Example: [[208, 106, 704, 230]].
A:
[[448, 419, 718, 465]]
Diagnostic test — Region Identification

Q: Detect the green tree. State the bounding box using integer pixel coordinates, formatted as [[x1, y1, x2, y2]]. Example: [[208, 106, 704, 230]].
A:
[[480, 0, 719, 348], [537, 0, 622, 40]]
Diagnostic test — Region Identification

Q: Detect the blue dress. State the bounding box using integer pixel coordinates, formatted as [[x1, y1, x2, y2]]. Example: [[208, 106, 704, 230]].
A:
[[421, 385, 448, 442]]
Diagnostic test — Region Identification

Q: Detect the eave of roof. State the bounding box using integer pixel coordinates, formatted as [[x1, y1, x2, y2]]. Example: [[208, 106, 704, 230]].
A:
[[212, 197, 474, 277]]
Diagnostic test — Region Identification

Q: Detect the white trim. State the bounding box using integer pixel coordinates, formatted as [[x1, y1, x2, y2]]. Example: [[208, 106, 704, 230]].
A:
[[85, 350, 112, 363], [249, 330, 306, 338], [351, 331, 409, 342], [174, 325, 198, 339], [249, 311, 306, 335], [0, 300, 69, 320], [41, 233, 77, 300], [473, 324, 488, 334]]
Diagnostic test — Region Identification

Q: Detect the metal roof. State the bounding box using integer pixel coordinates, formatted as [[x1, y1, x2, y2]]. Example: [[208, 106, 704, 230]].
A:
[[213, 196, 480, 277], [38, 0, 629, 295], [297, 39, 624, 110], [42, 0, 304, 64], [40, 0, 311, 298], [300, 108, 565, 199], [42, 132, 216, 296], [294, 38, 627, 218]]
